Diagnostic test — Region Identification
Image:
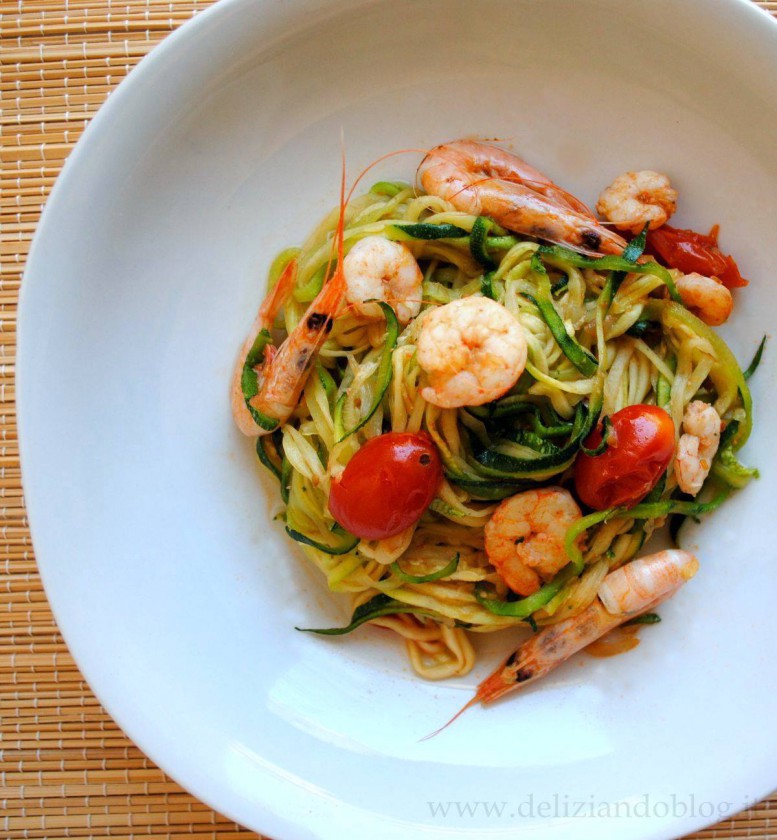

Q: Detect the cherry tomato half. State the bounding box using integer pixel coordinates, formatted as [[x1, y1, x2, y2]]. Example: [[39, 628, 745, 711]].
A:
[[646, 224, 747, 289], [574, 405, 675, 510], [328, 432, 442, 540]]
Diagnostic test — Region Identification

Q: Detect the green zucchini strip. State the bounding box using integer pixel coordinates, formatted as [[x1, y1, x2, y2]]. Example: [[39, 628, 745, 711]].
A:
[[473, 564, 578, 618], [294, 258, 337, 303], [537, 243, 681, 303], [337, 302, 398, 441], [316, 360, 337, 403], [255, 434, 282, 481], [370, 180, 406, 197], [580, 416, 612, 457], [388, 222, 468, 240], [624, 612, 661, 626], [743, 336, 767, 381], [643, 299, 753, 448], [599, 224, 649, 314], [285, 524, 360, 556], [470, 216, 497, 269], [564, 489, 730, 572], [474, 389, 602, 479], [711, 420, 759, 488], [391, 553, 460, 584], [530, 254, 599, 377], [296, 592, 436, 635], [481, 270, 497, 300], [280, 455, 292, 504]]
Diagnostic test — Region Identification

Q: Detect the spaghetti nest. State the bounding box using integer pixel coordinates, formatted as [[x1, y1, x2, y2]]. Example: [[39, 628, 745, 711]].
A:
[[252, 180, 755, 680]]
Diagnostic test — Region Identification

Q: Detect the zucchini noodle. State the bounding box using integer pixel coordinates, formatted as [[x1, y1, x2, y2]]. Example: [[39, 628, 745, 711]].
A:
[[246, 180, 756, 681]]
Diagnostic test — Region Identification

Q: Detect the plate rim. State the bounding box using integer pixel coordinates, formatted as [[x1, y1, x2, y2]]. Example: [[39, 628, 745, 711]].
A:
[[16, 0, 777, 838]]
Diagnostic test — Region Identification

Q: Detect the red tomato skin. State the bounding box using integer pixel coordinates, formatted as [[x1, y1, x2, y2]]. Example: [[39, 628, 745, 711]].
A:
[[574, 405, 676, 511], [328, 432, 442, 540], [646, 225, 747, 289]]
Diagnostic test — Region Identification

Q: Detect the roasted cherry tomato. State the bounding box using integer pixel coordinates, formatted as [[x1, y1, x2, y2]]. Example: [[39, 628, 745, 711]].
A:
[[574, 405, 675, 510], [646, 224, 747, 289], [328, 432, 442, 540]]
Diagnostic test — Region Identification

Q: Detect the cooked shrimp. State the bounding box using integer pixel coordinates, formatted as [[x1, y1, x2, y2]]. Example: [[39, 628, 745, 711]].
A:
[[674, 400, 722, 495], [231, 258, 298, 436], [429, 550, 699, 731], [474, 549, 699, 706], [675, 272, 733, 326], [343, 235, 423, 326], [484, 487, 582, 596], [248, 272, 346, 433], [417, 297, 527, 408], [419, 140, 628, 256], [596, 170, 678, 235], [234, 161, 350, 436]]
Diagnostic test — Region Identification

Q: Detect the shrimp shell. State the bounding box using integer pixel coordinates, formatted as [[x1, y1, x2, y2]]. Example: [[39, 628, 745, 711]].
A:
[[420, 140, 628, 256]]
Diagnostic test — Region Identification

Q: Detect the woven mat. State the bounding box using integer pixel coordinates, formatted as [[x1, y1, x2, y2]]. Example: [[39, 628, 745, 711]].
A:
[[2, 1, 777, 837]]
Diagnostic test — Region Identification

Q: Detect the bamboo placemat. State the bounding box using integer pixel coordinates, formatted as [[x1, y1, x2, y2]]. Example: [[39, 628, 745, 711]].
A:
[[2, 1, 777, 837]]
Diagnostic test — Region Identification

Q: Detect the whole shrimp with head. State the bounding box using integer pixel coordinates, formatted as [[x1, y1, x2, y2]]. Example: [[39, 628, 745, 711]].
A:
[[419, 139, 629, 256], [484, 487, 583, 597], [231, 170, 351, 437], [417, 296, 528, 408], [431, 549, 699, 733]]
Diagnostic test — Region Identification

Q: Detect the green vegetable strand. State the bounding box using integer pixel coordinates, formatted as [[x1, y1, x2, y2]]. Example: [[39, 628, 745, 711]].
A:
[[285, 524, 360, 556], [530, 254, 599, 377], [473, 564, 578, 618], [470, 216, 497, 269], [296, 593, 435, 635], [743, 336, 767, 381], [337, 302, 398, 441]]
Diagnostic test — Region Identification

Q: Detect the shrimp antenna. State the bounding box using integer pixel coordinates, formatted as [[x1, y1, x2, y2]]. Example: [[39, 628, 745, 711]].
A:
[[336, 129, 347, 267], [419, 694, 480, 742], [324, 143, 432, 277], [345, 146, 435, 207]]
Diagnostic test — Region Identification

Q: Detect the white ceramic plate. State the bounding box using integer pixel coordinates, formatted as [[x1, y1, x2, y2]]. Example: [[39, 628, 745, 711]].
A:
[[18, 1, 777, 838]]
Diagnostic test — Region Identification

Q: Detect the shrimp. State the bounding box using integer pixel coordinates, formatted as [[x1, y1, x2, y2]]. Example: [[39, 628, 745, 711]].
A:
[[232, 158, 350, 437], [484, 488, 582, 596], [231, 258, 298, 436], [419, 139, 628, 256], [674, 400, 722, 495], [430, 550, 699, 732], [596, 170, 678, 235], [343, 235, 423, 325], [675, 272, 733, 326], [417, 296, 527, 408]]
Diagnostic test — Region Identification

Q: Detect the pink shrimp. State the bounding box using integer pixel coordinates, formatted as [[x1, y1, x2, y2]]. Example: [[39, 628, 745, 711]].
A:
[[419, 140, 629, 256], [232, 159, 350, 437], [231, 258, 298, 436], [428, 550, 698, 735]]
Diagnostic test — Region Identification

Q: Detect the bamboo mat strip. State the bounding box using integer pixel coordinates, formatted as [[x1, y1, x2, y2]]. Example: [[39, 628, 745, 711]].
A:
[[2, 1, 777, 838]]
